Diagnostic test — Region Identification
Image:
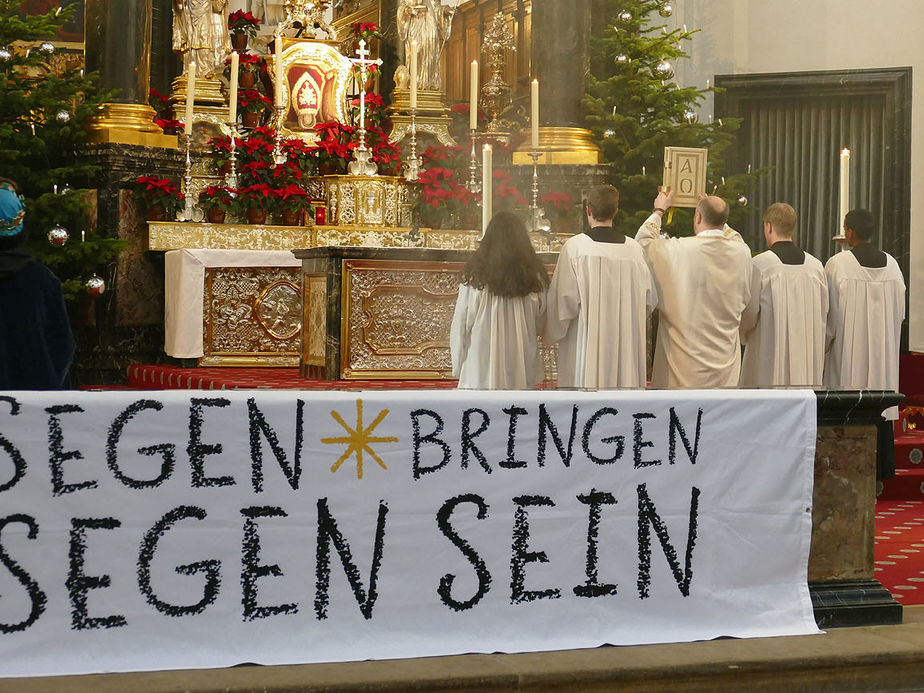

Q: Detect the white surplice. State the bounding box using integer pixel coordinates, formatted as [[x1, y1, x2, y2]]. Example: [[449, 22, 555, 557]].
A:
[[636, 213, 754, 388], [543, 233, 656, 389], [739, 250, 828, 387], [823, 250, 905, 419], [450, 283, 546, 389]]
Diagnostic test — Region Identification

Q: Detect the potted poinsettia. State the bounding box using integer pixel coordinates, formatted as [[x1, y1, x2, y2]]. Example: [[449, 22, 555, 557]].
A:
[[275, 184, 311, 226], [494, 169, 528, 211], [350, 21, 381, 44], [226, 51, 265, 89], [235, 183, 276, 225], [540, 190, 577, 233], [228, 10, 261, 50], [238, 89, 272, 129], [198, 185, 235, 223], [312, 121, 357, 175], [130, 175, 182, 221]]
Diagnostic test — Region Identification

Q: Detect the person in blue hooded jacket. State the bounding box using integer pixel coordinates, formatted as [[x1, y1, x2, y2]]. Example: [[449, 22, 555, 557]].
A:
[[0, 178, 75, 390]]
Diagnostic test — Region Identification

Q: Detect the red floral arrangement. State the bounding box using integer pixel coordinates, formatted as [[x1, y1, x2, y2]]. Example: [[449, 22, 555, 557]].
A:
[[130, 175, 182, 212], [226, 51, 266, 73], [235, 183, 277, 211], [350, 22, 380, 43], [238, 88, 272, 114], [154, 118, 183, 135], [540, 191, 575, 211], [312, 121, 358, 174], [493, 169, 528, 207], [228, 10, 261, 38], [275, 184, 311, 213], [198, 185, 235, 208]]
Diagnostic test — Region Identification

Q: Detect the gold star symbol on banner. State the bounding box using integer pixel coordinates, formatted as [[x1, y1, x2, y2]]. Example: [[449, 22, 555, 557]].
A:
[[321, 399, 398, 479]]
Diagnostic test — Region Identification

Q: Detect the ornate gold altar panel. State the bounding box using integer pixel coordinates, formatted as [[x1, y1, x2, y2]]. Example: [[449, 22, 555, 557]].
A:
[[203, 267, 303, 367], [150, 222, 570, 252], [341, 260, 461, 379], [325, 175, 406, 227], [303, 273, 328, 368], [163, 249, 303, 365]]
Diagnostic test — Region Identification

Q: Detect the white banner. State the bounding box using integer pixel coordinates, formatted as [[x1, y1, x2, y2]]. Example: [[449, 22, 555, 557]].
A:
[[0, 389, 819, 678]]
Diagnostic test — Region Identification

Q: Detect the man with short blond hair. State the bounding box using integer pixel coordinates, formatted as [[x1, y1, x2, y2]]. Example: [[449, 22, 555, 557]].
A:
[[544, 184, 656, 389], [739, 203, 828, 387], [635, 190, 753, 388]]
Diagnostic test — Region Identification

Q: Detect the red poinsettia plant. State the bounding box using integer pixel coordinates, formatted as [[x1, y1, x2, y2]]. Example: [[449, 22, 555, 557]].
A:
[[312, 121, 357, 174], [274, 184, 312, 214], [130, 175, 183, 213], [540, 191, 575, 211], [281, 137, 319, 179], [494, 169, 528, 209], [238, 88, 272, 114], [234, 183, 277, 212], [154, 118, 183, 136], [228, 10, 261, 39], [350, 22, 381, 43], [198, 185, 235, 209]]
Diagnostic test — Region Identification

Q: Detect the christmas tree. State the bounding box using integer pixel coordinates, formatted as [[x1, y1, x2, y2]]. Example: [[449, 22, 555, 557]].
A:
[[0, 0, 125, 302], [584, 0, 755, 236]]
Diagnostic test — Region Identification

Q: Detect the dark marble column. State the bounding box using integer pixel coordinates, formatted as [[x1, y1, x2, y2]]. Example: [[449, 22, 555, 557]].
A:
[[378, 0, 401, 103], [85, 0, 153, 104], [530, 0, 591, 128]]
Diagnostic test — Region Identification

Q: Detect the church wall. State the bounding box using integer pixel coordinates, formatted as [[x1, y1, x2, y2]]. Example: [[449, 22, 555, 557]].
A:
[[675, 0, 924, 352]]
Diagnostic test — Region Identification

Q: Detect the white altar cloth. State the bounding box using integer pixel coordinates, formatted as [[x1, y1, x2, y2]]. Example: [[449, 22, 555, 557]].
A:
[[164, 249, 302, 358]]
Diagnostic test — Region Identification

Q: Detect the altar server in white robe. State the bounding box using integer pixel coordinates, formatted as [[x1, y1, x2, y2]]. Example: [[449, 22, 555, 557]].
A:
[[824, 208, 905, 418], [543, 185, 656, 389], [450, 211, 549, 389], [739, 203, 828, 387], [636, 191, 753, 388]]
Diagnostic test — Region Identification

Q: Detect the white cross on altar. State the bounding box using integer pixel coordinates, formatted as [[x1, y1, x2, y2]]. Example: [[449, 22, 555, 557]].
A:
[[349, 39, 383, 134]]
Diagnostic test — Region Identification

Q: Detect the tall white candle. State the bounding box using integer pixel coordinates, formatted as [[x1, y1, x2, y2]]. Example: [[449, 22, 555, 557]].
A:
[[274, 42, 285, 107], [228, 51, 239, 123], [469, 60, 478, 130], [839, 148, 851, 228], [531, 79, 540, 150], [184, 61, 196, 136], [409, 41, 418, 110], [482, 144, 492, 235]]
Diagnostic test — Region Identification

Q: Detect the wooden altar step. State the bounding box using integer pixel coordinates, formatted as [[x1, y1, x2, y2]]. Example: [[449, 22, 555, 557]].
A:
[[125, 364, 463, 391]]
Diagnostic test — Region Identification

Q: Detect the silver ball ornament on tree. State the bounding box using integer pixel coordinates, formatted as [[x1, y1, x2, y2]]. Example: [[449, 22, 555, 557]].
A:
[[737, 195, 749, 207], [617, 10, 633, 23], [684, 109, 697, 123], [603, 129, 616, 138], [615, 54, 630, 65], [55, 110, 71, 123], [47, 225, 69, 246], [85, 275, 106, 297], [654, 60, 674, 80], [38, 41, 55, 55], [0, 48, 11, 62], [659, 3, 673, 17]]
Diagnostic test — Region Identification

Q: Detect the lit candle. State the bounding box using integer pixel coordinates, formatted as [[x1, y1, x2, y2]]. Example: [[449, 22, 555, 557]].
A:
[[81, 230, 85, 243], [706, 78, 710, 90], [274, 42, 285, 107], [228, 51, 239, 123], [469, 60, 478, 130], [531, 79, 540, 151], [642, 165, 646, 176], [839, 148, 851, 227], [482, 144, 492, 235], [184, 61, 196, 137], [409, 41, 418, 110]]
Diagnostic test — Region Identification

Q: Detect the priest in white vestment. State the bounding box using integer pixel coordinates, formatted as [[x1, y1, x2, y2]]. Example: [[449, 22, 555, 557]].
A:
[[544, 185, 657, 389], [740, 203, 828, 387], [451, 212, 549, 389], [636, 192, 754, 388], [824, 209, 905, 419]]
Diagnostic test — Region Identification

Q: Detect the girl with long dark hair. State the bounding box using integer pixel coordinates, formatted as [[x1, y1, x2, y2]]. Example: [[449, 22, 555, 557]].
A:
[[450, 211, 549, 389]]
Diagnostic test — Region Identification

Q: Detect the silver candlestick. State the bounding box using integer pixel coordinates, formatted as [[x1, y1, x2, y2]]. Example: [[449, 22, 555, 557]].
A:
[[178, 132, 201, 222], [271, 105, 287, 167], [403, 108, 421, 182], [528, 150, 549, 232], [467, 129, 481, 193], [225, 123, 240, 189]]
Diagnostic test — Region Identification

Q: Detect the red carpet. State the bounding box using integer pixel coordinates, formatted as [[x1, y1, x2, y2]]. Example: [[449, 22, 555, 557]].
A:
[[875, 500, 924, 605]]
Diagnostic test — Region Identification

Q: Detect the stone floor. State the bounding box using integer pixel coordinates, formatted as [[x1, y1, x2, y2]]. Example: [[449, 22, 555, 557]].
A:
[[7, 606, 924, 693]]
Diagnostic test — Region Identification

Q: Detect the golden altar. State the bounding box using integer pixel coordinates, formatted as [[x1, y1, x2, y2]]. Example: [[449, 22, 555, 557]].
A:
[[151, 221, 567, 370], [293, 246, 559, 380]]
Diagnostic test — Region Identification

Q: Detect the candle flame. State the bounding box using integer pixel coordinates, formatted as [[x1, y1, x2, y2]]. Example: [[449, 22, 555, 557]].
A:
[[841, 148, 850, 156]]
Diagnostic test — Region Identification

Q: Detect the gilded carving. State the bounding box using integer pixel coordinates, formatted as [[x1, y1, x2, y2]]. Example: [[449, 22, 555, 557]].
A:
[[204, 267, 302, 362], [305, 273, 328, 367]]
